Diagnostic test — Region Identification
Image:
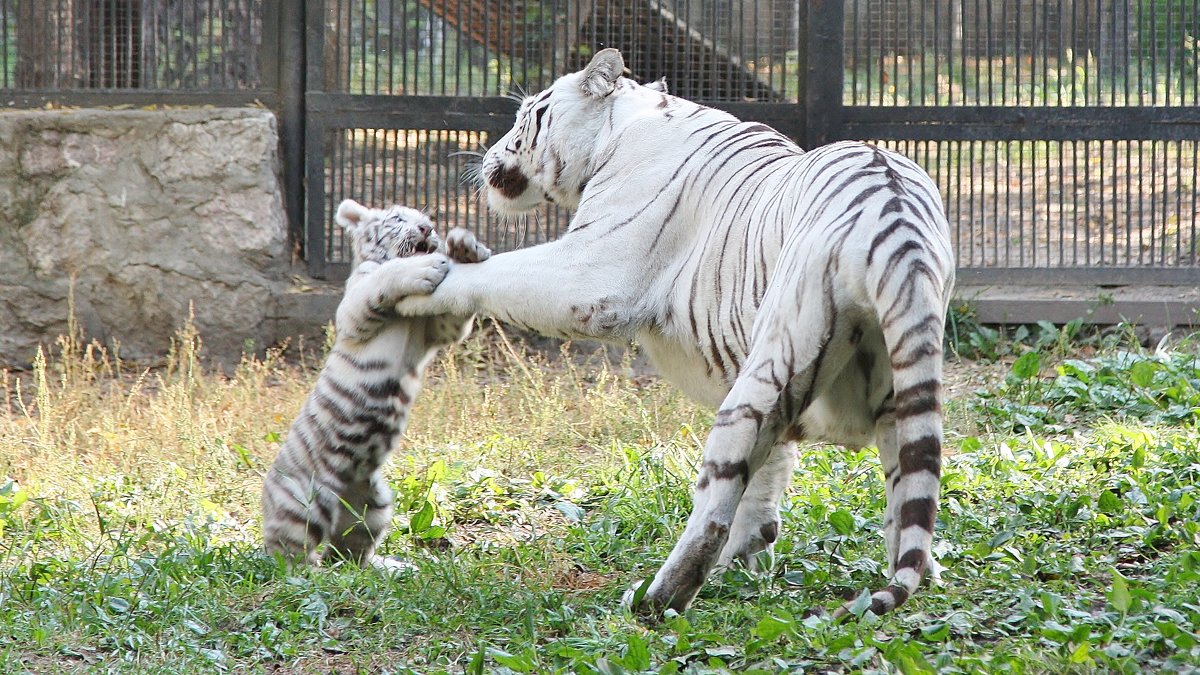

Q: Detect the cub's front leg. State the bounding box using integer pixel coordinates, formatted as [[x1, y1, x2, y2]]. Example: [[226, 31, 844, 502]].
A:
[[336, 253, 449, 343]]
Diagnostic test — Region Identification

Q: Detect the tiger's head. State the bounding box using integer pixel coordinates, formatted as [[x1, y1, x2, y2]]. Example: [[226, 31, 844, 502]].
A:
[[335, 199, 441, 268], [480, 48, 666, 215]]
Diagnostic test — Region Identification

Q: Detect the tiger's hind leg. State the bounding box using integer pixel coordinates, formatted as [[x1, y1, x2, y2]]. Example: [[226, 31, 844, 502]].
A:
[[715, 441, 797, 572], [626, 285, 859, 614], [623, 361, 789, 614], [324, 473, 395, 568], [261, 467, 328, 567]]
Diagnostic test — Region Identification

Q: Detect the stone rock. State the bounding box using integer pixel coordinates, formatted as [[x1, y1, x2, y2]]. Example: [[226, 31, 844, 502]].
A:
[[0, 108, 291, 367]]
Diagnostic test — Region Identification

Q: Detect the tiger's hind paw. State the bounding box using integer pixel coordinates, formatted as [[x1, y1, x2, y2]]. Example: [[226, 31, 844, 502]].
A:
[[369, 555, 419, 576]]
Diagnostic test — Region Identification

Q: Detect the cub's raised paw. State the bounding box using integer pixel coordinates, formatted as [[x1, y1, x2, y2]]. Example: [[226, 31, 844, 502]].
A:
[[445, 228, 491, 264]]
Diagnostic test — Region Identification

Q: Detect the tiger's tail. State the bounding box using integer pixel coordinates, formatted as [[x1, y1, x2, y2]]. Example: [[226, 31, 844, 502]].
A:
[[837, 190, 952, 619]]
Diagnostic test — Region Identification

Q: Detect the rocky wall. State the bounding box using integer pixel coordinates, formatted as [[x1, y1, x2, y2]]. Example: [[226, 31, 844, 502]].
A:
[[0, 107, 293, 367]]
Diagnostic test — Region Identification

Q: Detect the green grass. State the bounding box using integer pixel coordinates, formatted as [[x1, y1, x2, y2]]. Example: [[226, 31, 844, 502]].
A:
[[1, 319, 1199, 673]]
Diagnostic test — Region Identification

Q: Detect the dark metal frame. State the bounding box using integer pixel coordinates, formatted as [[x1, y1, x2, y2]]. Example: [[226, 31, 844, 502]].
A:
[[6, 1, 1200, 290], [809, 1, 1200, 287]]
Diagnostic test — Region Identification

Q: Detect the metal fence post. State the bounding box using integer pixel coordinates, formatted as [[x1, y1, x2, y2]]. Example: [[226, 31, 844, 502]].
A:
[[270, 0, 307, 262], [803, 0, 845, 150], [304, 0, 328, 278]]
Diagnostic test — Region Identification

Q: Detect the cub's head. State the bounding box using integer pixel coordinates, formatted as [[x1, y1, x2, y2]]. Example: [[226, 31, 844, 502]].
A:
[[335, 199, 440, 268], [480, 48, 667, 215]]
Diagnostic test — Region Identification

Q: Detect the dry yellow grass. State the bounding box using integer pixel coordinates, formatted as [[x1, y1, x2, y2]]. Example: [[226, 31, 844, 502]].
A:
[[0, 315, 707, 555]]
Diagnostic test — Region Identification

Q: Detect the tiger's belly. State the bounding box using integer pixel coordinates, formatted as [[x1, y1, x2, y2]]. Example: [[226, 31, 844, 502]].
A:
[[636, 329, 733, 407]]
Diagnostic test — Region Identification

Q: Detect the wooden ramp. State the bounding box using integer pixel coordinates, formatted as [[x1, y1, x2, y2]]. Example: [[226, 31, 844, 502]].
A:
[[417, 0, 784, 102]]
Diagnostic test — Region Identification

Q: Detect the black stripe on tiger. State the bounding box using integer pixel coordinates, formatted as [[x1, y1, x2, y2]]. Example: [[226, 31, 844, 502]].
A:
[[695, 459, 750, 490], [869, 584, 911, 614], [899, 497, 937, 532], [892, 380, 941, 419], [898, 435, 942, 479]]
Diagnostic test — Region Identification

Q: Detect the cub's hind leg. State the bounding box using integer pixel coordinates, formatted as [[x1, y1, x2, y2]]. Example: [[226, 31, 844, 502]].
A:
[[325, 473, 395, 567], [261, 467, 329, 567]]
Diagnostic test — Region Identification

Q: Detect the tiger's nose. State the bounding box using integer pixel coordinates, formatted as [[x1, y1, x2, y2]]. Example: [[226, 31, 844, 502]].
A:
[[418, 222, 432, 237]]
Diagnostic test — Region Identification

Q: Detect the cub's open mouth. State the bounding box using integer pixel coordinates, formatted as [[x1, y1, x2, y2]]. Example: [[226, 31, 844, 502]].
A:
[[413, 237, 438, 254]]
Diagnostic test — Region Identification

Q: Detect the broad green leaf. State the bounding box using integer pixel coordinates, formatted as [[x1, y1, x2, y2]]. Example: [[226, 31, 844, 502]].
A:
[[409, 500, 435, 534], [1129, 360, 1157, 388], [1012, 351, 1042, 380], [829, 510, 855, 536], [1098, 490, 1122, 514], [1108, 568, 1132, 613], [624, 634, 651, 670], [754, 616, 793, 640]]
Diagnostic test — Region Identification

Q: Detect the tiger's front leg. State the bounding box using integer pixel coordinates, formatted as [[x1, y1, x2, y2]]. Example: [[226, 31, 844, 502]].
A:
[[391, 236, 640, 340], [337, 254, 450, 343]]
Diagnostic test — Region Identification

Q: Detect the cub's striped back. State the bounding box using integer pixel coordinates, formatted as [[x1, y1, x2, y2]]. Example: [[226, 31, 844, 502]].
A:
[[261, 200, 488, 569]]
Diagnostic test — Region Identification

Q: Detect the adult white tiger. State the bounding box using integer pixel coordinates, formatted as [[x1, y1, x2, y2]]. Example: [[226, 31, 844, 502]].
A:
[[395, 49, 955, 618]]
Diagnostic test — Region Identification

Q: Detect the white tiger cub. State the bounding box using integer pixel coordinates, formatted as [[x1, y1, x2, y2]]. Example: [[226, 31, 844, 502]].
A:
[[393, 49, 955, 618], [261, 200, 490, 570]]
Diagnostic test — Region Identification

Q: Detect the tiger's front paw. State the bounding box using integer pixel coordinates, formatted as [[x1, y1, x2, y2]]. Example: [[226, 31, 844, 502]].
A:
[[444, 228, 491, 264], [384, 252, 450, 297]]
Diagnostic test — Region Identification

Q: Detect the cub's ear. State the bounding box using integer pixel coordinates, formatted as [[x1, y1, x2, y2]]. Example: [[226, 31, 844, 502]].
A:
[[581, 48, 625, 98], [335, 199, 371, 233], [644, 77, 668, 94]]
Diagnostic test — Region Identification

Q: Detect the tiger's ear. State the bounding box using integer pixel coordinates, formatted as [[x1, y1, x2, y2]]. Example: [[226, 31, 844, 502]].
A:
[[581, 48, 624, 98], [644, 77, 668, 94], [335, 199, 370, 234]]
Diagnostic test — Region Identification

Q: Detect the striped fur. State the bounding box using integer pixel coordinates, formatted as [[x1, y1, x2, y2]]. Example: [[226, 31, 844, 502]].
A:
[[393, 49, 954, 617], [261, 200, 489, 569]]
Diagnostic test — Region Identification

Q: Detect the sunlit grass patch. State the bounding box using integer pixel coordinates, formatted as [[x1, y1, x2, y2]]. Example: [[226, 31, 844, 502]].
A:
[[0, 317, 1198, 672]]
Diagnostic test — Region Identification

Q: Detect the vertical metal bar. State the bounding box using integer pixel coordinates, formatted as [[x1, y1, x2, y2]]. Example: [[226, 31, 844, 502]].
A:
[[1018, 140, 1026, 266], [1075, 140, 1083, 266], [1151, 140, 1159, 264], [1043, 139, 1050, 265], [1098, 140, 1105, 264], [1114, 141, 1121, 265], [999, 0, 1008, 105], [1057, 140, 1065, 266], [2, 0, 8, 87], [1015, 0, 1022, 105], [804, 0, 843, 148], [919, 0, 928, 104], [905, 0, 913, 104], [1192, 140, 1198, 264], [932, 0, 940, 106], [305, 0, 328, 277], [850, 0, 859, 104], [1175, 141, 1182, 264], [269, 0, 305, 262], [972, 0, 980, 105], [892, 0, 899, 105]]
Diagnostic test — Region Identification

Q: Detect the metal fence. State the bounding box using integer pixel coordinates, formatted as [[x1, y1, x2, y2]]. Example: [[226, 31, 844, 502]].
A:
[[1, 0, 267, 91], [3, 1, 1199, 286]]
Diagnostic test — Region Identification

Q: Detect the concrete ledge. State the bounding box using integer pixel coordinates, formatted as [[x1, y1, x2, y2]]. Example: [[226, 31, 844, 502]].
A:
[[955, 285, 1200, 329]]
